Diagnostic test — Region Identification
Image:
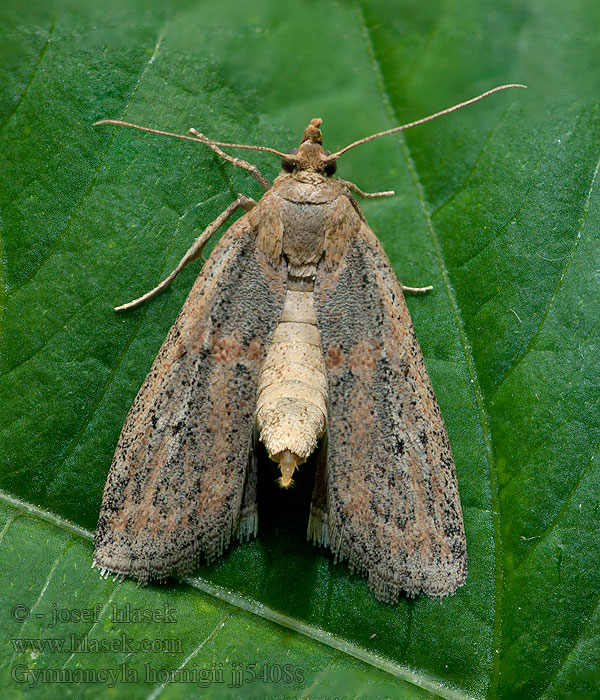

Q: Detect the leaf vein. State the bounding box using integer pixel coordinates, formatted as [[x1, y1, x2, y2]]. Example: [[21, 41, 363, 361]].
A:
[[0, 512, 19, 544], [40, 211, 182, 499], [8, 24, 168, 296], [61, 585, 122, 670], [445, 151, 542, 275], [489, 151, 600, 400], [9, 537, 74, 667], [510, 435, 600, 576], [0, 21, 55, 133], [535, 585, 600, 698], [145, 614, 230, 700], [431, 109, 511, 218], [1, 193, 225, 378]]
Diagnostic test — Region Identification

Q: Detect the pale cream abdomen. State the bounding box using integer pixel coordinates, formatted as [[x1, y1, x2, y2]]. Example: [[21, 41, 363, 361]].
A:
[[255, 283, 328, 486]]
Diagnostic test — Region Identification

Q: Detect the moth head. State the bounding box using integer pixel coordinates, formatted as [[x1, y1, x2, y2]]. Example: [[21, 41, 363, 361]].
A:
[[281, 118, 338, 176]]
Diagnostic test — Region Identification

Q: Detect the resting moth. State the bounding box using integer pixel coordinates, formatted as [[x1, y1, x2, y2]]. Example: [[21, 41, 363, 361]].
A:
[[93, 84, 525, 601]]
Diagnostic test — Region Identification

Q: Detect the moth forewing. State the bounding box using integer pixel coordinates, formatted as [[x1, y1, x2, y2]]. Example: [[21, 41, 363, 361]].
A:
[[311, 222, 466, 600], [93, 215, 287, 582], [95, 85, 525, 599]]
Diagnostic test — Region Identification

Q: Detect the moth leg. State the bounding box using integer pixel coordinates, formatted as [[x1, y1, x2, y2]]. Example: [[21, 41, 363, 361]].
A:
[[189, 128, 271, 191], [115, 194, 257, 311], [400, 283, 433, 294], [336, 178, 394, 199]]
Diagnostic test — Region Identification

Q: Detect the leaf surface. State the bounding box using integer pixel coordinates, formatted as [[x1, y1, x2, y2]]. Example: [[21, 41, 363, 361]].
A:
[[1, 0, 599, 697]]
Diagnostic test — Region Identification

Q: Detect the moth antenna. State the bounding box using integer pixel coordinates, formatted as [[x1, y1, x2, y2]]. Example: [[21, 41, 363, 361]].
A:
[[94, 119, 211, 144], [187, 128, 288, 157], [328, 83, 527, 159], [93, 119, 288, 157]]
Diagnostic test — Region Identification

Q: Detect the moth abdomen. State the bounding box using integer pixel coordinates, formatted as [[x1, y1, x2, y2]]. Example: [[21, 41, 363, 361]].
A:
[[255, 281, 328, 486]]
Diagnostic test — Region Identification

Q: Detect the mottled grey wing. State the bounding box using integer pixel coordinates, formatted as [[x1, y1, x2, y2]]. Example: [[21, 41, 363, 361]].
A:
[[94, 213, 286, 583], [311, 222, 466, 601]]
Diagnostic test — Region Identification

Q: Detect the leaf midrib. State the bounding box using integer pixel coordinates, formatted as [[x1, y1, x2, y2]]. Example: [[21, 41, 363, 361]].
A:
[[355, 3, 504, 698], [0, 488, 474, 700]]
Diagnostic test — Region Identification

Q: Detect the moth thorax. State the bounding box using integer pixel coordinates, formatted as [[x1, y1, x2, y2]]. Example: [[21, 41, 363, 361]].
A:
[[255, 282, 328, 487]]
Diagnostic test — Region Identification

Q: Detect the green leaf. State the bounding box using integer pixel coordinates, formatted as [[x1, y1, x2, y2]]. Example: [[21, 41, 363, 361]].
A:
[[1, 0, 599, 698]]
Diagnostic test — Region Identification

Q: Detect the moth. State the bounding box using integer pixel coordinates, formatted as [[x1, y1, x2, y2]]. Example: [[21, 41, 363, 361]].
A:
[[93, 84, 525, 602]]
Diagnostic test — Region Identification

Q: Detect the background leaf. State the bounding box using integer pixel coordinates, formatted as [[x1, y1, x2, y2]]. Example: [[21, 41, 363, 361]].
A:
[[1, 0, 599, 698]]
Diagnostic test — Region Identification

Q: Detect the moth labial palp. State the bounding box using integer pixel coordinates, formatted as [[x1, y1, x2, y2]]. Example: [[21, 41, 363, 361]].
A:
[[93, 83, 526, 601]]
